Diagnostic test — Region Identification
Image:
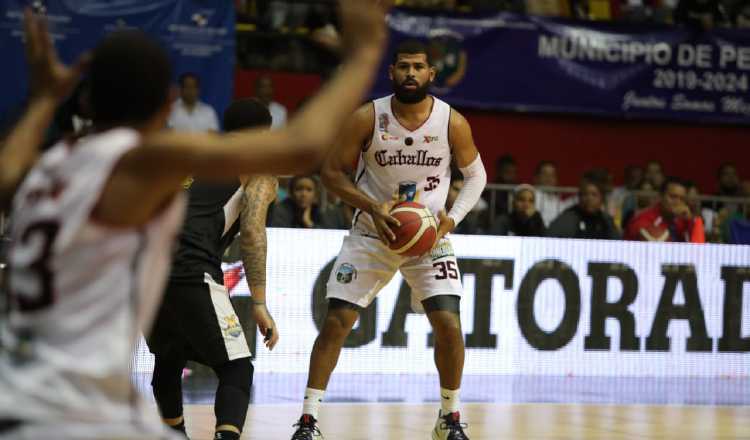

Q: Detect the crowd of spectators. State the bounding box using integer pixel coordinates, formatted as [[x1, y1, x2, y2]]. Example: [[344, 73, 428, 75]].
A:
[[274, 158, 749, 245], [235, 0, 750, 31]]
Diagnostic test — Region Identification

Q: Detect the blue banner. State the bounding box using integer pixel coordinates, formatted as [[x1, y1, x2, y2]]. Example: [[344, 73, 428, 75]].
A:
[[1, 0, 234, 129], [373, 11, 750, 125]]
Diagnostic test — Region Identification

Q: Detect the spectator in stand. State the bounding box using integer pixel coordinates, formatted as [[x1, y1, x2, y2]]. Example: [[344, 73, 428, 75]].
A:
[[448, 175, 482, 234], [487, 154, 518, 218], [716, 163, 742, 197], [644, 160, 666, 189], [168, 73, 219, 132], [621, 179, 658, 233], [608, 164, 643, 225], [534, 160, 574, 226], [733, 0, 750, 27], [255, 75, 288, 128], [625, 177, 705, 243], [489, 184, 546, 237], [271, 175, 341, 229], [674, 0, 728, 29], [685, 181, 715, 234], [546, 180, 620, 240]]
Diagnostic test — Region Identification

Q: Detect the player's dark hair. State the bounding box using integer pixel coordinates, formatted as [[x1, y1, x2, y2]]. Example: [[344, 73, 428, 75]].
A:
[[179, 72, 200, 87], [660, 176, 688, 194], [89, 30, 172, 126], [223, 98, 272, 132], [392, 40, 432, 66]]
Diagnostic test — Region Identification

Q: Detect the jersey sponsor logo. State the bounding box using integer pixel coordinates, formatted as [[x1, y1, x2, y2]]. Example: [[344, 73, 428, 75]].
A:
[[380, 133, 400, 142], [223, 315, 243, 338], [423, 135, 439, 143], [374, 149, 443, 167], [336, 263, 357, 284]]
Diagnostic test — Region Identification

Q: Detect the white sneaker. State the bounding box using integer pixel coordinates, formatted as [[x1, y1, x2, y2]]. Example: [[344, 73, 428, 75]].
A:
[[431, 410, 469, 440]]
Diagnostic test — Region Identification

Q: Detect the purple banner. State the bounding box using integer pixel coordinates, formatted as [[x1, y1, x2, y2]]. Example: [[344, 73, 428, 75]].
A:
[[372, 11, 750, 125]]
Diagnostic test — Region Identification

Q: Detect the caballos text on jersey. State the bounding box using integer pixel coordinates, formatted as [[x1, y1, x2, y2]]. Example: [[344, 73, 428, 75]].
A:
[[374, 149, 443, 167]]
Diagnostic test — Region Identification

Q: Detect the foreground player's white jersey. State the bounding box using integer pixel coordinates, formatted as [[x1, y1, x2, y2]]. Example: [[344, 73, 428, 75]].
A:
[[353, 95, 452, 236], [0, 129, 185, 439]]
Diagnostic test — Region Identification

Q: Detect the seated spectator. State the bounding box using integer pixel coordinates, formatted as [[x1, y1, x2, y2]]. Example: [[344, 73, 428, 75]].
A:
[[255, 75, 288, 128], [534, 160, 575, 226], [686, 181, 715, 234], [448, 176, 482, 234], [487, 154, 517, 218], [644, 160, 666, 189], [733, 0, 750, 27], [625, 177, 705, 243], [674, 0, 728, 29], [547, 181, 620, 240], [271, 176, 338, 229], [621, 179, 658, 230], [490, 184, 546, 237], [168, 73, 219, 132], [608, 164, 643, 226]]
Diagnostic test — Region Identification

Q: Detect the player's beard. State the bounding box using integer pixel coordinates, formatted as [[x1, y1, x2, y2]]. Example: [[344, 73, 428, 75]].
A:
[[392, 78, 431, 104]]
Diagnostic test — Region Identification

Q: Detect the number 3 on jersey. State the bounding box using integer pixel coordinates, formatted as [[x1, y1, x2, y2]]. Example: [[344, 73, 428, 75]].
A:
[[10, 222, 60, 312]]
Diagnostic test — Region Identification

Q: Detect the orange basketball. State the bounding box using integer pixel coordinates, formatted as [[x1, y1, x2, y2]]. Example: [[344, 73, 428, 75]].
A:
[[388, 201, 438, 257]]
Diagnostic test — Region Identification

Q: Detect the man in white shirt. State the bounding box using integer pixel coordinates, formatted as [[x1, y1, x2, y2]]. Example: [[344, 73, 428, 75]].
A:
[[255, 75, 288, 128], [168, 72, 220, 132]]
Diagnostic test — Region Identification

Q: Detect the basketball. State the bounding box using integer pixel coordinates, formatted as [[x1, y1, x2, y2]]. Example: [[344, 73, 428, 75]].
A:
[[388, 201, 438, 257]]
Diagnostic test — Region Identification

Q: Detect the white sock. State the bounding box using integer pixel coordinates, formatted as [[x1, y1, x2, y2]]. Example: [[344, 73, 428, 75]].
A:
[[302, 387, 326, 419], [440, 387, 460, 415]]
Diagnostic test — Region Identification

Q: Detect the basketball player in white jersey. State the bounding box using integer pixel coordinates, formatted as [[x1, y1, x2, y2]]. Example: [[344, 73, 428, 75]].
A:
[[290, 41, 487, 440], [0, 3, 388, 439]]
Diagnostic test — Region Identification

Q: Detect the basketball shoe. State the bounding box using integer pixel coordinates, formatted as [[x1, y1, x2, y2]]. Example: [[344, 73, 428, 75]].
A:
[[432, 410, 469, 440], [291, 414, 324, 440]]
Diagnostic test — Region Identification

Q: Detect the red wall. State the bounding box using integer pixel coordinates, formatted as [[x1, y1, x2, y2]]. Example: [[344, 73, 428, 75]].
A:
[[235, 69, 750, 193]]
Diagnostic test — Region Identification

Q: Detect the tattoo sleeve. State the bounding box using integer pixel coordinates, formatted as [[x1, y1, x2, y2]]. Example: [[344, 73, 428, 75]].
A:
[[239, 175, 278, 301]]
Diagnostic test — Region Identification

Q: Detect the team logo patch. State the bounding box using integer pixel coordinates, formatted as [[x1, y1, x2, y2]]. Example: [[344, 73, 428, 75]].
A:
[[336, 263, 357, 284], [378, 113, 390, 132], [431, 240, 455, 261], [423, 135, 439, 143], [223, 315, 243, 338]]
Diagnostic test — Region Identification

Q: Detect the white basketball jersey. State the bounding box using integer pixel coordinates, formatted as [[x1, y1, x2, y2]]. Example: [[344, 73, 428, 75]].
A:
[[353, 95, 452, 236], [0, 129, 185, 438]]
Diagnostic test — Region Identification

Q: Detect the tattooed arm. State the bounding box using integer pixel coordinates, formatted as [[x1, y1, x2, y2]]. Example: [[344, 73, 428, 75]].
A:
[[239, 174, 279, 349]]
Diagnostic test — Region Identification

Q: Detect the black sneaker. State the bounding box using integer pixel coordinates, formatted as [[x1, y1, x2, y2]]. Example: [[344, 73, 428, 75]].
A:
[[432, 410, 469, 440], [291, 414, 325, 440]]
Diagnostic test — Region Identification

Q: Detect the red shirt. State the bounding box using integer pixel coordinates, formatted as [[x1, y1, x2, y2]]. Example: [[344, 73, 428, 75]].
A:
[[625, 204, 705, 243]]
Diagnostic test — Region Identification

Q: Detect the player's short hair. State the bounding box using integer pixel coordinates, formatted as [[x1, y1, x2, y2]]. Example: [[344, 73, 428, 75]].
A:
[[179, 72, 200, 88], [660, 176, 688, 194], [89, 30, 171, 126], [392, 40, 432, 66], [223, 98, 272, 132]]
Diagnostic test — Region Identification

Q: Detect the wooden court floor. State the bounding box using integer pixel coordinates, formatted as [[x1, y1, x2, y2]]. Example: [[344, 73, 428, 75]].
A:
[[183, 402, 750, 440]]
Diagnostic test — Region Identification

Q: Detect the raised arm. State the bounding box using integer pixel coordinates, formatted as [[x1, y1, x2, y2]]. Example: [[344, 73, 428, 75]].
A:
[[238, 174, 279, 349], [96, 0, 390, 226], [0, 10, 89, 208]]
